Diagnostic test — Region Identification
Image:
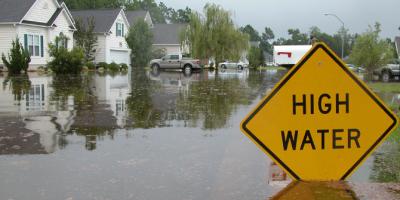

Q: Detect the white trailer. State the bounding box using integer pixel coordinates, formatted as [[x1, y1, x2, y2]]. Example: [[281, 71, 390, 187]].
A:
[[273, 45, 312, 67]]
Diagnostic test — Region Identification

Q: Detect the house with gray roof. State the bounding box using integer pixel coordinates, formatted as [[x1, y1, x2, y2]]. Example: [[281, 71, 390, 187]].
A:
[[125, 10, 153, 27], [152, 24, 188, 55], [71, 8, 131, 65], [0, 0, 76, 69]]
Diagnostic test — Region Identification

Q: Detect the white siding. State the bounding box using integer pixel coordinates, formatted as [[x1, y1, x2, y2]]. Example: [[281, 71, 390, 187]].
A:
[[0, 25, 17, 66], [16, 25, 48, 67], [106, 12, 130, 64], [50, 11, 74, 51], [24, 0, 58, 23], [153, 44, 181, 55], [95, 35, 107, 63]]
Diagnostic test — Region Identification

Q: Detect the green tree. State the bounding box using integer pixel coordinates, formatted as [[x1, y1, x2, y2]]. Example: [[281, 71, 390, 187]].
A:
[[248, 46, 264, 68], [48, 35, 85, 74], [274, 28, 309, 45], [349, 22, 394, 80], [240, 24, 261, 42], [181, 3, 249, 65], [126, 18, 153, 67], [260, 27, 275, 54], [74, 17, 98, 63], [1, 37, 31, 74]]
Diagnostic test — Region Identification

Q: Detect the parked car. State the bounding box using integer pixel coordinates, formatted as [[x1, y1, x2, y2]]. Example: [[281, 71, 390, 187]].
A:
[[373, 60, 400, 82], [347, 64, 365, 73], [266, 61, 278, 67], [219, 61, 247, 70], [150, 54, 201, 74]]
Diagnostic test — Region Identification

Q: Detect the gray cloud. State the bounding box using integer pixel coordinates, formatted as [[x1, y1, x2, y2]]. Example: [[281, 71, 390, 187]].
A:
[[158, 0, 399, 39]]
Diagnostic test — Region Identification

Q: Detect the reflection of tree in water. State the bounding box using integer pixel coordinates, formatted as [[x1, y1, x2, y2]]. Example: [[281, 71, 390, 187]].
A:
[[126, 69, 164, 128], [176, 72, 266, 130], [51, 74, 118, 151], [2, 74, 31, 101], [370, 134, 400, 182]]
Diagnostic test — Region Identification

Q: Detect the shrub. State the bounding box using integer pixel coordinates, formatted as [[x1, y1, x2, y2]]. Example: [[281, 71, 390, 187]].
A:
[[47, 36, 84, 74], [1, 37, 31, 74], [37, 66, 47, 72], [107, 62, 120, 72], [151, 48, 167, 59], [86, 62, 96, 70], [120, 63, 128, 71], [97, 62, 108, 69]]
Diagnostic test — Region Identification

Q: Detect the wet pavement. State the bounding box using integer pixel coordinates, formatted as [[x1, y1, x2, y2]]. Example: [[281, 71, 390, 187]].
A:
[[0, 69, 398, 199]]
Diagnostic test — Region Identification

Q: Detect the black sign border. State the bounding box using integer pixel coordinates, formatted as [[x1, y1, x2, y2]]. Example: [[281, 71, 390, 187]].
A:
[[241, 43, 398, 180]]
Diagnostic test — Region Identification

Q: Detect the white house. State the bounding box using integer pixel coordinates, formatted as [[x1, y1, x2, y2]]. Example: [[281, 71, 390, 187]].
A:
[[71, 9, 131, 65], [0, 0, 76, 69], [152, 24, 188, 55]]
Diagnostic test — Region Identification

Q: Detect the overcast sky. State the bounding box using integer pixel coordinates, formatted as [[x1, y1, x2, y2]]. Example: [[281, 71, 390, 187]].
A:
[[157, 0, 399, 40]]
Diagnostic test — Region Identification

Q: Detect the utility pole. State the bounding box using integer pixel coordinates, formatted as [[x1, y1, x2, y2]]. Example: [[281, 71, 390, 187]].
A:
[[325, 13, 345, 59]]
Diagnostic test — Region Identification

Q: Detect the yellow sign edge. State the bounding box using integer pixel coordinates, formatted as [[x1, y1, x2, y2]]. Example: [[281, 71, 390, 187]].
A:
[[240, 42, 399, 181]]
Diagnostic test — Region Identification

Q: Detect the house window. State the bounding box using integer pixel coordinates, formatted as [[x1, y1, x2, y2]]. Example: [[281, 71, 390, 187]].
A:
[[58, 33, 68, 49], [27, 34, 41, 57], [116, 23, 124, 37]]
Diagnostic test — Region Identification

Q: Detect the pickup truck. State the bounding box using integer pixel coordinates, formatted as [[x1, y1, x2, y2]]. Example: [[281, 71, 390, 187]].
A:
[[373, 61, 400, 82], [150, 54, 201, 74]]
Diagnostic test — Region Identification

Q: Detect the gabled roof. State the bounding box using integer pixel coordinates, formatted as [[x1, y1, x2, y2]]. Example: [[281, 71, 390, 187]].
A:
[[395, 37, 400, 58], [0, 0, 75, 30], [71, 9, 123, 33], [0, 0, 36, 23], [153, 24, 187, 45], [125, 10, 148, 25]]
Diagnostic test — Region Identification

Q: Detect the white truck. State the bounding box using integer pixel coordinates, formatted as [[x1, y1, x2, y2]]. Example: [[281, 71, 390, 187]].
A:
[[273, 45, 312, 67]]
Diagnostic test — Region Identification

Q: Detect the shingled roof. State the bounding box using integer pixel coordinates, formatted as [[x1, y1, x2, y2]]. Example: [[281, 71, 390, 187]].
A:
[[71, 9, 122, 33], [152, 24, 187, 45], [0, 0, 36, 23], [125, 10, 147, 25]]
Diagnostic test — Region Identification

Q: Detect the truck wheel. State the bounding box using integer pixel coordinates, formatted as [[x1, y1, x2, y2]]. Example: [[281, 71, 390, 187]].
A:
[[238, 65, 243, 70], [221, 64, 227, 69], [152, 63, 160, 71], [381, 71, 390, 82], [184, 65, 192, 74]]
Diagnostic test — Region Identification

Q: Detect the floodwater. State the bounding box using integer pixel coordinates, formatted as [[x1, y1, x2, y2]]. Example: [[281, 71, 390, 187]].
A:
[[0, 69, 398, 200]]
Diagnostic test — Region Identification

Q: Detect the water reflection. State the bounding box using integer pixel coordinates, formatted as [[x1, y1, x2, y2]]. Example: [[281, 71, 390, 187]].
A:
[[1, 70, 400, 199], [271, 181, 357, 200], [0, 74, 71, 154], [0, 69, 284, 153]]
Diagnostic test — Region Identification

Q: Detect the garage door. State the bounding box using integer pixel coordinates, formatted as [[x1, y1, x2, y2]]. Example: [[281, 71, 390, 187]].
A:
[[110, 50, 130, 65]]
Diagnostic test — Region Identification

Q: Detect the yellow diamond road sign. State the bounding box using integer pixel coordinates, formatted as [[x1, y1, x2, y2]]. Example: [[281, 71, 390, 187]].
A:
[[241, 43, 399, 181]]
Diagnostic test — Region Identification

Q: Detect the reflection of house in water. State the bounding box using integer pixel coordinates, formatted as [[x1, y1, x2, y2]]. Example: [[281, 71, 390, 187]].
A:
[[148, 72, 201, 126], [91, 73, 131, 127], [0, 74, 75, 154]]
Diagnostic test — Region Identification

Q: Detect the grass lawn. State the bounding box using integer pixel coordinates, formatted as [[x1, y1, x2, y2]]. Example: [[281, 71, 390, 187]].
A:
[[256, 66, 287, 70], [367, 82, 400, 93]]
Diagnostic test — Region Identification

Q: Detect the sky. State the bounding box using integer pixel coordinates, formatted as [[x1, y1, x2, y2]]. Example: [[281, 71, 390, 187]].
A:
[[157, 0, 400, 40]]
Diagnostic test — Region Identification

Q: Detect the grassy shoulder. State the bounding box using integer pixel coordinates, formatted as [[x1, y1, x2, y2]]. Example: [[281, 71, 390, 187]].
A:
[[366, 82, 400, 141], [367, 82, 400, 93], [255, 66, 287, 70]]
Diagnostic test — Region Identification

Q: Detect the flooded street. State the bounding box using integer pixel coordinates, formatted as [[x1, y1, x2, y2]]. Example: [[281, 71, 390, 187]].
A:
[[0, 69, 398, 200]]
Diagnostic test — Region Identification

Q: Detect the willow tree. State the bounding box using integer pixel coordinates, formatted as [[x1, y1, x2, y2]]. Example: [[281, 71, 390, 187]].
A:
[[181, 3, 248, 65]]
